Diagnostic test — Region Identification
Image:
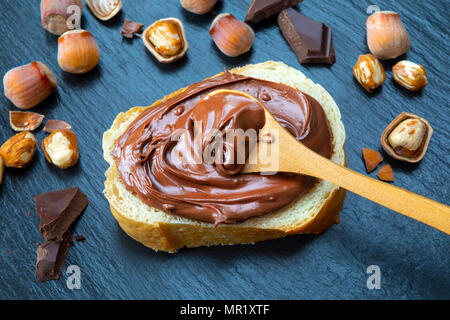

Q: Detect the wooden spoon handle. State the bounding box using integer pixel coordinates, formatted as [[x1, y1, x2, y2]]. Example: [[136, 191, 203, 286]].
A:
[[291, 143, 450, 234]]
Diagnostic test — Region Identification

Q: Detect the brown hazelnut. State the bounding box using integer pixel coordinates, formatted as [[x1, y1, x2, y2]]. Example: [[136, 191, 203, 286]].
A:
[[180, 0, 217, 15], [210, 13, 255, 57], [366, 11, 410, 60], [58, 29, 100, 74], [0, 132, 37, 168], [40, 0, 84, 35], [3, 61, 57, 110]]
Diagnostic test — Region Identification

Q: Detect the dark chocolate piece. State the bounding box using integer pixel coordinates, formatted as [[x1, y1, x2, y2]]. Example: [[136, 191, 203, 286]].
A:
[[34, 187, 88, 241], [278, 8, 335, 64], [120, 19, 144, 39], [35, 230, 73, 283], [245, 0, 302, 24]]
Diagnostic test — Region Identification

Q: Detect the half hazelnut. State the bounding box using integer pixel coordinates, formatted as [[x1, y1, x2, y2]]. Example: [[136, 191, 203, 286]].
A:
[[381, 112, 433, 163], [143, 18, 189, 63]]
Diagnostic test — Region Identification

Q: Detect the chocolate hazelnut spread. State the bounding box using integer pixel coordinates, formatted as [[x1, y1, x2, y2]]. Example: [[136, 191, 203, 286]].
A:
[[113, 72, 332, 224]]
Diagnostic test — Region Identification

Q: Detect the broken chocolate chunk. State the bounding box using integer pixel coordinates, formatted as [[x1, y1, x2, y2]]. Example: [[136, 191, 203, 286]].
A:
[[245, 0, 302, 24], [278, 8, 335, 64], [34, 187, 88, 241], [120, 19, 144, 39], [35, 230, 73, 283]]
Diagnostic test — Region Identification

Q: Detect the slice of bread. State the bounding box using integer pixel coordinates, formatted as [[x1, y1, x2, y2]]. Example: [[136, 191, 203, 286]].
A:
[[103, 61, 346, 253]]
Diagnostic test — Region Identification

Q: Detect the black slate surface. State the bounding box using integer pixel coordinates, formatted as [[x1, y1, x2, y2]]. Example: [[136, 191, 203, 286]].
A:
[[0, 0, 449, 300]]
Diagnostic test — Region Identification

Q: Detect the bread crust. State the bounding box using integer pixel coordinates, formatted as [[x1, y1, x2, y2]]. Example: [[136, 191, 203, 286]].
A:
[[103, 61, 346, 252]]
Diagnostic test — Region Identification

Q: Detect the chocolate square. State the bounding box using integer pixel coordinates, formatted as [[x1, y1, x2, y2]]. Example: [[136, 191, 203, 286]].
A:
[[34, 187, 88, 241], [278, 8, 336, 64], [245, 0, 302, 24]]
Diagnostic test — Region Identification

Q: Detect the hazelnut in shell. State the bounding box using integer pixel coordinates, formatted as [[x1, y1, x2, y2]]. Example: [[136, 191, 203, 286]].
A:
[[58, 29, 100, 74], [86, 0, 122, 21], [42, 130, 79, 169], [3, 61, 57, 110], [210, 13, 255, 57], [143, 18, 189, 63], [366, 11, 410, 60], [381, 112, 433, 163], [0, 131, 37, 168], [180, 0, 218, 15], [40, 0, 84, 35]]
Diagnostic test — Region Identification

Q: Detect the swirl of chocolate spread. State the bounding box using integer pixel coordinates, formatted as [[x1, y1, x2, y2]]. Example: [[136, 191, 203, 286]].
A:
[[112, 72, 332, 224]]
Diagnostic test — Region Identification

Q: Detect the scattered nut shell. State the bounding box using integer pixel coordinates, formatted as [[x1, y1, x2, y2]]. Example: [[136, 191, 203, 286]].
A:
[[40, 0, 84, 35], [86, 0, 122, 21], [377, 164, 394, 182], [180, 0, 218, 15], [210, 13, 255, 57], [381, 112, 433, 163], [44, 120, 72, 133], [58, 29, 100, 74], [353, 54, 386, 92], [366, 11, 410, 60], [10, 111, 45, 132], [0, 131, 37, 168], [120, 19, 144, 39], [42, 130, 79, 169], [3, 61, 57, 110], [143, 18, 189, 63], [393, 60, 428, 91], [0, 155, 4, 185], [362, 148, 383, 173]]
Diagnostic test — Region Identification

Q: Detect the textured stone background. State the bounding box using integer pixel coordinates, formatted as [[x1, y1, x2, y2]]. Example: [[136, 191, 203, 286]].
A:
[[0, 0, 448, 299]]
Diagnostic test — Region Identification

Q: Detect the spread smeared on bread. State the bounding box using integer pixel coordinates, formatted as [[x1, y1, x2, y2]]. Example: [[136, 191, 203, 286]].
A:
[[112, 71, 333, 224]]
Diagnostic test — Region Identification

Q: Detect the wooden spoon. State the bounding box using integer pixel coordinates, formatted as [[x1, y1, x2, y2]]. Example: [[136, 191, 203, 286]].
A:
[[242, 95, 450, 235]]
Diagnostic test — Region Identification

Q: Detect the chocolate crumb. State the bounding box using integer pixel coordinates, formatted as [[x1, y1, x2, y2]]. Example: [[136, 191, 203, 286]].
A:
[[75, 235, 86, 242], [121, 19, 144, 39]]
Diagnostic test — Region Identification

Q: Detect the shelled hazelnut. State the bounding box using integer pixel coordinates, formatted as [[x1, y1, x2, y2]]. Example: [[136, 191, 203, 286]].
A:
[[58, 29, 100, 74], [0, 132, 37, 168], [392, 60, 428, 91], [210, 13, 255, 57], [353, 54, 386, 92], [143, 18, 189, 63], [3, 61, 57, 110], [381, 112, 433, 163], [42, 130, 79, 169]]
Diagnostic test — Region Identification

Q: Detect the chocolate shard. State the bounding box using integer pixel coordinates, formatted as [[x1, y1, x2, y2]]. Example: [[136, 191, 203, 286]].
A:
[[34, 187, 88, 241], [245, 0, 302, 24], [120, 19, 144, 39], [35, 230, 73, 283], [278, 8, 336, 64]]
